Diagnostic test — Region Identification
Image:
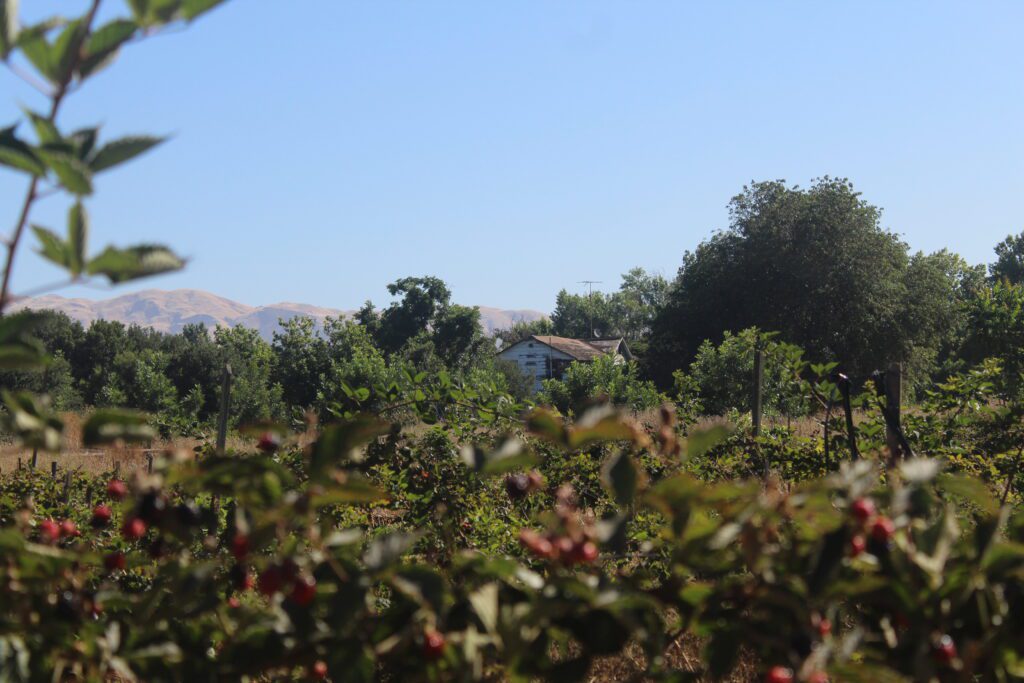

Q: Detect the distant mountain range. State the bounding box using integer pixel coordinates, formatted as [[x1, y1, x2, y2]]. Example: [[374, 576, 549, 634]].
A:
[[12, 289, 546, 339]]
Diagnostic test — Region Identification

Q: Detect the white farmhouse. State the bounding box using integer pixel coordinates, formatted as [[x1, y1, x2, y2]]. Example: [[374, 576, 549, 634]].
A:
[[496, 335, 633, 392]]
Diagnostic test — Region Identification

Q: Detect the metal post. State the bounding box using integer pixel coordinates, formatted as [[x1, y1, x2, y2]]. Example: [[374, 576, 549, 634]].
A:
[[216, 363, 233, 455]]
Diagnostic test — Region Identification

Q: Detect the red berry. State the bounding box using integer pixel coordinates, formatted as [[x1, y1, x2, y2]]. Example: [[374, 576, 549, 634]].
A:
[[572, 541, 599, 564], [848, 534, 866, 557], [765, 666, 794, 683], [310, 660, 329, 680], [121, 517, 147, 541], [227, 596, 241, 609], [808, 673, 829, 683], [91, 504, 112, 527], [106, 479, 128, 501], [230, 534, 250, 560], [519, 529, 555, 559], [850, 498, 876, 523], [422, 629, 446, 661], [554, 536, 575, 560], [59, 519, 79, 538], [817, 618, 832, 637], [289, 575, 317, 606], [934, 634, 957, 664], [104, 551, 127, 572], [257, 432, 281, 452], [38, 519, 61, 543], [257, 565, 284, 596], [870, 516, 896, 543]]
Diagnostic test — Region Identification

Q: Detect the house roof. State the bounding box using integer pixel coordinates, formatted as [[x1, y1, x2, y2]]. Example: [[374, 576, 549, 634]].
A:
[[531, 335, 605, 361], [498, 335, 631, 362]]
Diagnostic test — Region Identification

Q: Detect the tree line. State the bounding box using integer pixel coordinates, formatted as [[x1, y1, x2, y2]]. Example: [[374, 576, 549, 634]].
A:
[[5, 176, 1024, 429]]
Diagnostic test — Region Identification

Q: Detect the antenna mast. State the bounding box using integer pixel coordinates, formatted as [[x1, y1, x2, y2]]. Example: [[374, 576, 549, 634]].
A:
[[578, 280, 602, 339]]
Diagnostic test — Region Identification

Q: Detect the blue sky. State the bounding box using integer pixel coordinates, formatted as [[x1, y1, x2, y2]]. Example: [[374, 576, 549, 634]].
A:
[[1, 1, 1021, 312]]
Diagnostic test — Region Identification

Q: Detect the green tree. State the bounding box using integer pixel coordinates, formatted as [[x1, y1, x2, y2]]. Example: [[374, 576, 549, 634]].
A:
[[214, 326, 284, 425], [991, 231, 1024, 284], [647, 178, 962, 386], [538, 355, 664, 415]]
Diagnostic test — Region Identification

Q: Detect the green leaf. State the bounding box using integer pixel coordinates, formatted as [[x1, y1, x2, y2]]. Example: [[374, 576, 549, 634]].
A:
[[0, 0, 19, 58], [1, 390, 63, 451], [17, 25, 56, 81], [25, 109, 60, 145], [310, 477, 384, 506], [686, 423, 732, 459], [362, 531, 418, 573], [78, 19, 136, 78], [82, 409, 155, 446], [86, 244, 185, 283], [89, 135, 165, 173], [569, 411, 640, 449], [526, 408, 566, 445], [30, 225, 69, 270], [66, 201, 88, 276], [37, 148, 93, 194], [50, 18, 86, 84], [309, 416, 390, 482], [461, 438, 537, 476], [181, 0, 227, 20], [937, 473, 999, 517], [0, 124, 44, 175], [602, 450, 639, 506]]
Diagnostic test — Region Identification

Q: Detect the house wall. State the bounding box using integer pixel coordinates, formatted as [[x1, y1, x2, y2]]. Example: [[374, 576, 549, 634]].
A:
[[497, 341, 576, 392]]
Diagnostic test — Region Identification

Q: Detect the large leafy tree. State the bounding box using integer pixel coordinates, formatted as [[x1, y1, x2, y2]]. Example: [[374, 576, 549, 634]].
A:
[[990, 231, 1024, 284], [646, 178, 968, 386]]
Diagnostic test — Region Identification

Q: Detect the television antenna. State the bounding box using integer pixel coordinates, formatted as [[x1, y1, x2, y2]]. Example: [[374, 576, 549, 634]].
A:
[[578, 280, 602, 338]]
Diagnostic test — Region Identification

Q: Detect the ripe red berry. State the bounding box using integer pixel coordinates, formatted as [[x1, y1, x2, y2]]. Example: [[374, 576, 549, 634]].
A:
[[38, 518, 61, 544], [310, 660, 329, 680], [227, 596, 241, 609], [572, 541, 599, 564], [850, 498, 876, 523], [765, 666, 794, 683], [257, 565, 284, 596], [422, 629, 446, 661], [289, 575, 317, 606], [59, 519, 79, 538], [121, 517, 146, 541], [257, 432, 281, 452], [848, 534, 866, 557], [104, 551, 127, 572], [817, 618, 832, 637], [106, 479, 128, 501], [230, 534, 250, 560], [91, 504, 112, 527], [933, 634, 957, 664], [554, 536, 575, 560], [870, 516, 896, 543]]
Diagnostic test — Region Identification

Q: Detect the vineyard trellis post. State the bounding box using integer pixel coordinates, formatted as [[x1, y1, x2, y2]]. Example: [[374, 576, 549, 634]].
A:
[[216, 363, 233, 455], [885, 362, 903, 467], [752, 349, 764, 436]]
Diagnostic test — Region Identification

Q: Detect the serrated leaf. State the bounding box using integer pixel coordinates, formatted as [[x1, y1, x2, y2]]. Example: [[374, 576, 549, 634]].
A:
[[25, 109, 60, 144], [37, 148, 93, 194], [17, 24, 56, 81], [31, 224, 69, 270], [89, 135, 165, 173], [66, 202, 87, 276], [181, 0, 227, 20], [78, 19, 136, 78], [86, 244, 184, 282], [0, 124, 44, 175], [82, 409, 154, 446], [50, 18, 86, 84]]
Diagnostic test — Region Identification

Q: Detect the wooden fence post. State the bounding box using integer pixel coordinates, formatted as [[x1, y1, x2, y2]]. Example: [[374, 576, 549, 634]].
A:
[[147, 453, 154, 474], [885, 362, 903, 466], [62, 471, 71, 503], [31, 448, 37, 469], [752, 349, 764, 437], [216, 363, 233, 455], [51, 461, 57, 479]]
